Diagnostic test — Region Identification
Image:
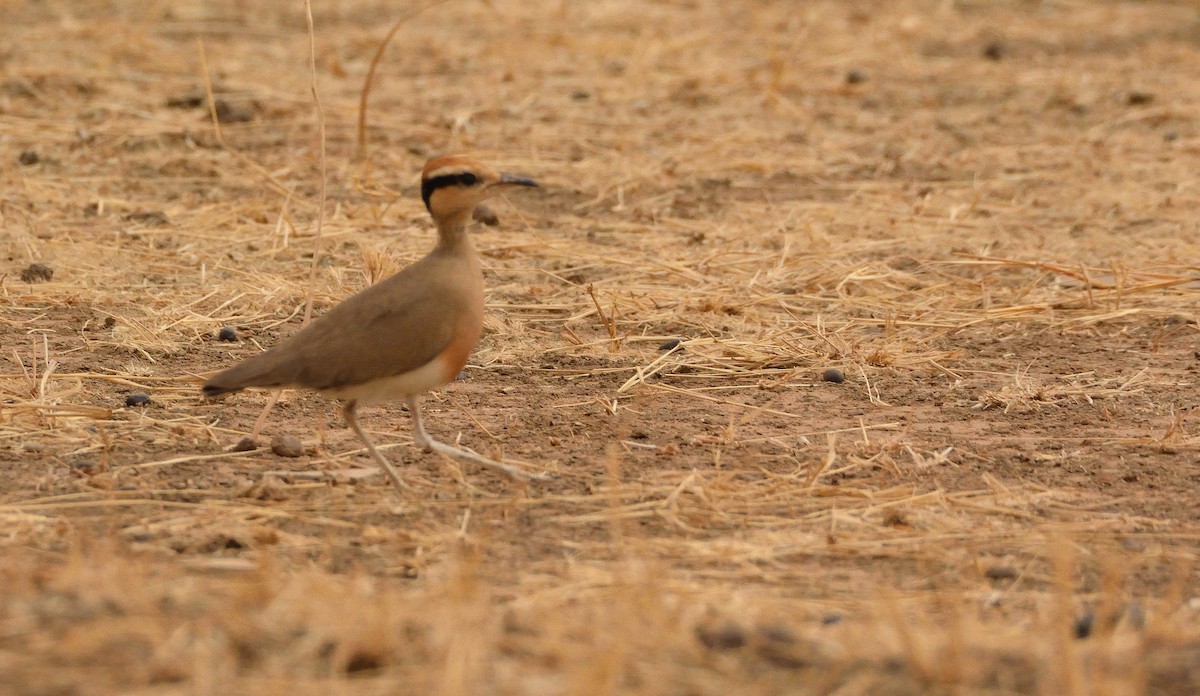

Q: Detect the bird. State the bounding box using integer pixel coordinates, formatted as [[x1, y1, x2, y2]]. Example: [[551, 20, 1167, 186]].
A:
[[203, 155, 546, 490]]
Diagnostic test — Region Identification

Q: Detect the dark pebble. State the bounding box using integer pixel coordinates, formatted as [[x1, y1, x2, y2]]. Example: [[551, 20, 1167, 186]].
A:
[[1074, 610, 1094, 639], [126, 210, 169, 226], [455, 370, 468, 381], [472, 204, 499, 226], [19, 263, 54, 283], [1127, 91, 1154, 106], [696, 621, 747, 651], [982, 41, 1006, 60], [845, 69, 866, 85], [658, 338, 684, 351], [270, 434, 304, 458], [214, 98, 255, 123], [232, 437, 258, 452], [821, 613, 843, 625], [18, 150, 40, 166], [72, 460, 101, 474], [570, 89, 591, 100], [984, 565, 1019, 580], [125, 393, 151, 407], [217, 326, 238, 342], [822, 368, 844, 383]]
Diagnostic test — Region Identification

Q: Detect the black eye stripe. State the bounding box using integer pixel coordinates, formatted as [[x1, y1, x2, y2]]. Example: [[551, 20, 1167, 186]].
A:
[[421, 172, 481, 211]]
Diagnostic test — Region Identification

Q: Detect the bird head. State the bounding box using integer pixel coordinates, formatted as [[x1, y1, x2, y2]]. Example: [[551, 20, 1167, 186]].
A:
[[420, 155, 538, 221]]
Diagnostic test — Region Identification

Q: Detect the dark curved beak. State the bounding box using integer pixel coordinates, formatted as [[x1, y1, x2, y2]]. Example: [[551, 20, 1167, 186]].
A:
[[497, 172, 539, 188]]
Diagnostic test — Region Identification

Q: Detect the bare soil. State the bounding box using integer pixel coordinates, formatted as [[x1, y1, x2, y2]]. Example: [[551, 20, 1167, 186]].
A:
[[2, 1, 1199, 694]]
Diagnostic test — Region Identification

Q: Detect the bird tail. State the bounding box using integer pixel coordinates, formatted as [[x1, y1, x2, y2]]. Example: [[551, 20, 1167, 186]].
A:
[[202, 354, 288, 398]]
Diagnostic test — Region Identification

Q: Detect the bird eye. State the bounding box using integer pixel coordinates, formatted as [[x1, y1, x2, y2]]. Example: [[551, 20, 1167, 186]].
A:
[[458, 172, 478, 186]]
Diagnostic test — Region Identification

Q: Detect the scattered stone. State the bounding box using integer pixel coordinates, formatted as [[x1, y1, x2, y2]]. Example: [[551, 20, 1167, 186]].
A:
[[696, 620, 747, 651], [845, 68, 866, 85], [1074, 610, 1094, 639], [982, 41, 1006, 60], [232, 437, 258, 452], [1127, 91, 1154, 106], [472, 204, 499, 226], [270, 434, 304, 458], [658, 338, 684, 351], [984, 565, 1019, 581], [570, 89, 591, 100], [455, 370, 468, 381], [343, 650, 384, 674], [72, 460, 101, 474], [214, 98, 255, 123], [17, 149, 39, 165], [126, 210, 169, 226], [217, 326, 238, 342], [19, 263, 54, 283], [125, 393, 151, 407], [821, 613, 843, 625], [166, 88, 206, 108], [822, 368, 845, 383]]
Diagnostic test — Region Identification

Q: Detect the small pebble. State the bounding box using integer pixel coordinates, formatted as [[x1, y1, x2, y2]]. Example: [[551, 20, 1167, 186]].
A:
[[455, 370, 468, 381], [658, 338, 684, 351], [1074, 610, 1094, 639], [126, 210, 169, 226], [1127, 91, 1154, 106], [18, 150, 40, 166], [232, 437, 258, 452], [19, 263, 54, 283], [984, 565, 1019, 581], [125, 393, 151, 407], [570, 89, 591, 100], [472, 205, 500, 226], [821, 368, 844, 383], [270, 434, 304, 458], [696, 621, 746, 651], [821, 613, 843, 625], [845, 69, 866, 85], [982, 41, 1006, 60], [217, 326, 238, 342]]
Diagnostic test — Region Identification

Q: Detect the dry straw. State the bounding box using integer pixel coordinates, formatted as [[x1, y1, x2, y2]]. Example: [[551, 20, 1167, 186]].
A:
[[1, 1, 1198, 694]]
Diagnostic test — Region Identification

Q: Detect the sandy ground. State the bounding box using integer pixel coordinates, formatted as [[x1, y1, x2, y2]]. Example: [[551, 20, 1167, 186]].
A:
[[2, 1, 1199, 694]]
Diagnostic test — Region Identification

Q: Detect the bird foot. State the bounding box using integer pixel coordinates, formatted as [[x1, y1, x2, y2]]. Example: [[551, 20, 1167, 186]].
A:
[[421, 438, 556, 483]]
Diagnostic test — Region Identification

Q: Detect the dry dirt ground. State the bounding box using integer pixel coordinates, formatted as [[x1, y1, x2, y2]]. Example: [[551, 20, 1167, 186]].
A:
[[2, 1, 1200, 694]]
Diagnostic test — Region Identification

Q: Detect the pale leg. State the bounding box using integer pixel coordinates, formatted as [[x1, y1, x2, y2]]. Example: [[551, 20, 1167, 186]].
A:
[[406, 396, 554, 482], [343, 400, 410, 491]]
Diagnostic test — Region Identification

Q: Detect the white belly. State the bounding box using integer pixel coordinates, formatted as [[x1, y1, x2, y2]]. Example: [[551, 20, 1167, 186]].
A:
[[321, 356, 450, 405]]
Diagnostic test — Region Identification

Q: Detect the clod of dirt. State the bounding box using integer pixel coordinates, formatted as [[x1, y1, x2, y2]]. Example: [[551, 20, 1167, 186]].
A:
[[472, 204, 499, 226], [983, 41, 1006, 60], [696, 620, 747, 651], [126, 210, 169, 226], [19, 263, 54, 283], [270, 434, 304, 458], [1127, 91, 1154, 106], [1074, 610, 1094, 639], [984, 565, 1019, 580], [659, 338, 684, 351], [17, 149, 40, 165], [125, 393, 151, 407], [232, 437, 258, 452], [343, 650, 384, 674], [217, 326, 238, 342], [214, 98, 255, 123], [72, 460, 101, 475], [822, 368, 845, 383], [845, 69, 866, 84]]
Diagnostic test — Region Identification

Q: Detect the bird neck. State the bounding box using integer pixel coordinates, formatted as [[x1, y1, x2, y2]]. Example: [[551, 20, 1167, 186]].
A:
[[433, 209, 474, 253]]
